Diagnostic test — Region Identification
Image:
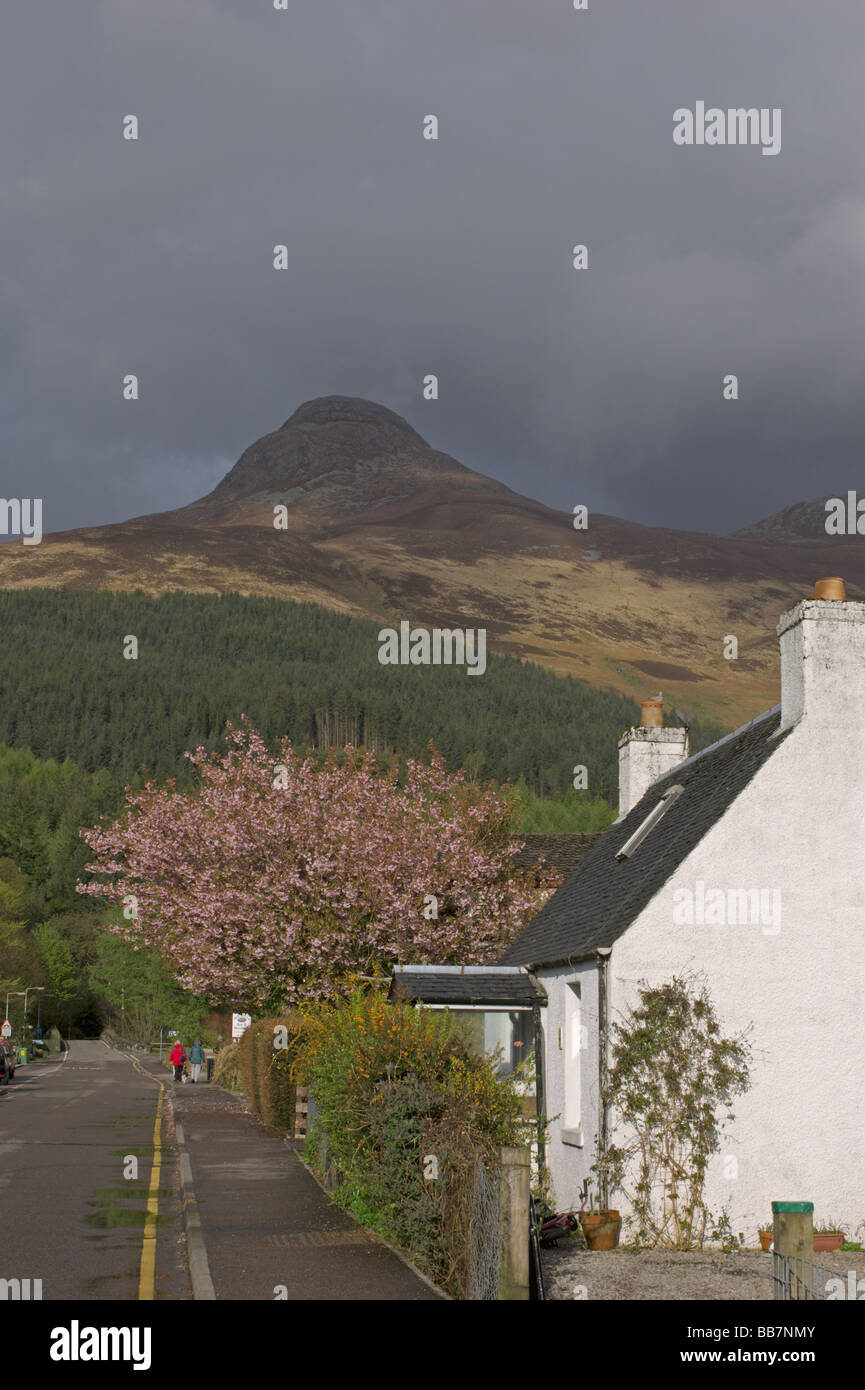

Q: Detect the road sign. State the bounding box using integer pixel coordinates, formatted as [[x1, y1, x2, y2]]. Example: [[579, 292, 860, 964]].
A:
[[1, 1020, 11, 1037], [232, 1013, 251, 1039]]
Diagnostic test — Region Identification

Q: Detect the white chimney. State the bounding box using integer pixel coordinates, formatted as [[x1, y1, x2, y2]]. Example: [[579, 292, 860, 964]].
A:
[[778, 577, 865, 732], [618, 699, 689, 819]]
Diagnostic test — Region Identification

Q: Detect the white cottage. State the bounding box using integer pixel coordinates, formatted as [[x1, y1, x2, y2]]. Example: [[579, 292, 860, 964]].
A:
[[500, 578, 865, 1239]]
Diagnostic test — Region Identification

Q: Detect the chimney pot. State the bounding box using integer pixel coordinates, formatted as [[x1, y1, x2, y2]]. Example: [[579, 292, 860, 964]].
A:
[[640, 700, 663, 727], [813, 577, 846, 601]]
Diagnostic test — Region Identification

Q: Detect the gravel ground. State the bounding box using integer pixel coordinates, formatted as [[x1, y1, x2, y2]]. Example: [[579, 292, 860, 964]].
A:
[[542, 1246, 865, 1301]]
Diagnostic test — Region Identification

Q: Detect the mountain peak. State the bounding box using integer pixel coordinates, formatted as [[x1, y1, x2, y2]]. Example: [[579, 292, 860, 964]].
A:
[[200, 394, 484, 521], [205, 395, 436, 506], [282, 395, 429, 447], [732, 497, 829, 540]]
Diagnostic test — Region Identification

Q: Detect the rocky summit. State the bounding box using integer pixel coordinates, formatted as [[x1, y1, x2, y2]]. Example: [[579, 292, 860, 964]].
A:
[[732, 497, 839, 541], [207, 396, 431, 504], [183, 395, 518, 529]]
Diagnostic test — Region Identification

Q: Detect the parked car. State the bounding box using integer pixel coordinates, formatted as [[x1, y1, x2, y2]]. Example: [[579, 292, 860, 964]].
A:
[[0, 1040, 16, 1081]]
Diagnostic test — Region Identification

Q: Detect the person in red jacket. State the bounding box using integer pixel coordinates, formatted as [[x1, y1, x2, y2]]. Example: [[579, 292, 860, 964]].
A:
[[169, 1041, 187, 1081]]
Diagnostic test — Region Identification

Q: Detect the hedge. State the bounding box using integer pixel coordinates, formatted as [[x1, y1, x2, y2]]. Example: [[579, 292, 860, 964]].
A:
[[235, 1016, 299, 1133], [286, 987, 532, 1297]]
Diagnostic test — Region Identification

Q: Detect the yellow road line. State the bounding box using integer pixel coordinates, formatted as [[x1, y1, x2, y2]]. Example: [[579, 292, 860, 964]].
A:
[[127, 1053, 165, 1302]]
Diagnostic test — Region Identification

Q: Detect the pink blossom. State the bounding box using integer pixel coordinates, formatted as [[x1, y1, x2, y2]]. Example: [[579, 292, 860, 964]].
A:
[[78, 722, 556, 1010]]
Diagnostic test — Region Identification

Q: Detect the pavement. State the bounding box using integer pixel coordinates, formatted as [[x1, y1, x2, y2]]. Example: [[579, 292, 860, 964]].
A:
[[0, 1037, 444, 1301], [169, 1069, 444, 1300]]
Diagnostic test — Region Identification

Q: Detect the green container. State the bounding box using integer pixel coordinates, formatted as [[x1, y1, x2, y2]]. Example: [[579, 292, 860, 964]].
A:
[[18, 1047, 27, 1065]]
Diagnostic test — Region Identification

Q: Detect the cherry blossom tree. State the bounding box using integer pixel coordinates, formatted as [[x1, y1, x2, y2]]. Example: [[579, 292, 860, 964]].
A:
[[78, 723, 555, 1010]]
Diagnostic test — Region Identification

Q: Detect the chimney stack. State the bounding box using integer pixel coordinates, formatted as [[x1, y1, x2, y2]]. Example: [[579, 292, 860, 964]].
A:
[[617, 699, 689, 819], [778, 577, 865, 732]]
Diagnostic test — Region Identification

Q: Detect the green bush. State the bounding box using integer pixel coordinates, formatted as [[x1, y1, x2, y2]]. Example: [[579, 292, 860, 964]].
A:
[[237, 1024, 260, 1111], [288, 986, 530, 1296], [256, 1018, 297, 1131], [235, 1017, 298, 1132], [213, 1040, 243, 1091]]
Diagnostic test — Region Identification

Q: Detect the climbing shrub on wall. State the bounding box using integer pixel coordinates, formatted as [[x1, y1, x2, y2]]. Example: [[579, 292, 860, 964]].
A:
[[596, 974, 752, 1250]]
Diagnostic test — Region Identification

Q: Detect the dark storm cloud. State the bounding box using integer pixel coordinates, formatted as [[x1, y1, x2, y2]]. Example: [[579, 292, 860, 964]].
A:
[[1, 0, 863, 534]]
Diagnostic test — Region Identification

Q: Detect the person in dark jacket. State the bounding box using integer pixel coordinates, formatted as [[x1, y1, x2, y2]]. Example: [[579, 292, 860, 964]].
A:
[[169, 1041, 187, 1081], [188, 1040, 205, 1083]]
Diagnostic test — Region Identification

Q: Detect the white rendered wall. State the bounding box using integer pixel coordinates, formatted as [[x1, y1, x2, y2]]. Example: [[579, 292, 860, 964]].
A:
[[539, 601, 865, 1231], [537, 962, 601, 1211], [610, 706, 865, 1241]]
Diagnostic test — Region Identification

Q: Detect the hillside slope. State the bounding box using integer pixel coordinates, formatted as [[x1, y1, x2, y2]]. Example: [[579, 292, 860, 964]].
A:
[[0, 396, 857, 728]]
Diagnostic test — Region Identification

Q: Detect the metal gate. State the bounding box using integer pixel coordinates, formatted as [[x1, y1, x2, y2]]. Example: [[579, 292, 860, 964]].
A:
[[772, 1251, 836, 1300]]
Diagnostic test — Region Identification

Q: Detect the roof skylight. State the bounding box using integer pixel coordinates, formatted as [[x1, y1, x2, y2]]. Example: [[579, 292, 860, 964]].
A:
[[615, 784, 685, 861]]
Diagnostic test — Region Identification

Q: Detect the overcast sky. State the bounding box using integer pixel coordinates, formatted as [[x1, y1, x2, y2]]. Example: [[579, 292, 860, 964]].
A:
[[2, 0, 863, 535]]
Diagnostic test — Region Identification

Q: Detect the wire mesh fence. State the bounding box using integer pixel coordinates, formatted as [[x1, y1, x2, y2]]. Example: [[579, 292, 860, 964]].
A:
[[772, 1250, 837, 1300], [467, 1159, 500, 1300]]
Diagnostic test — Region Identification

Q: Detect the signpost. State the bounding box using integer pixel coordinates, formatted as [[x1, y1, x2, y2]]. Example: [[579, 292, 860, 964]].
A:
[[232, 1013, 252, 1039], [1, 1020, 11, 1039]]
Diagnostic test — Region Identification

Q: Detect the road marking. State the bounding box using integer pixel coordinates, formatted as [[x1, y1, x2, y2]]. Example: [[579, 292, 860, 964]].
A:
[[139, 1084, 163, 1301], [123, 1053, 165, 1302], [104, 1041, 215, 1301]]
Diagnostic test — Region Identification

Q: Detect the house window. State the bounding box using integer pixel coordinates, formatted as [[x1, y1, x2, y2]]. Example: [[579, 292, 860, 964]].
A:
[[428, 1007, 534, 1081], [564, 981, 582, 1136]]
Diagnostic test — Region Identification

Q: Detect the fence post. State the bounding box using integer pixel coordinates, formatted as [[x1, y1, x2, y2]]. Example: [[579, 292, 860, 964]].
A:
[[498, 1145, 530, 1301], [773, 1201, 813, 1300], [294, 1085, 308, 1139]]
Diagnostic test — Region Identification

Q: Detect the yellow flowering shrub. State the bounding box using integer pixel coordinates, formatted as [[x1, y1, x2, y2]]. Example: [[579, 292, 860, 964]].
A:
[[288, 984, 531, 1295]]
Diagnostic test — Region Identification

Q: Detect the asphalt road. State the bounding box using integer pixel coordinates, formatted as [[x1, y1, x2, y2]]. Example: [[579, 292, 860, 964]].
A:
[[0, 1038, 188, 1301]]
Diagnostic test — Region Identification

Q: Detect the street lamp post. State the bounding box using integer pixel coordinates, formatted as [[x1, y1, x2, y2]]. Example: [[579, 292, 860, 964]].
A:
[[5, 990, 25, 1036], [22, 987, 45, 1041]]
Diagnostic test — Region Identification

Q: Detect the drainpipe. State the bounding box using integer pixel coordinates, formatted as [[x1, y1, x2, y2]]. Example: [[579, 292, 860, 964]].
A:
[[596, 949, 612, 1208], [532, 1000, 546, 1174]]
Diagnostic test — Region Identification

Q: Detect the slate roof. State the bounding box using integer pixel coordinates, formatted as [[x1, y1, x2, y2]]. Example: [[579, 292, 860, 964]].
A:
[[389, 965, 546, 1006], [499, 705, 790, 968], [510, 832, 601, 878]]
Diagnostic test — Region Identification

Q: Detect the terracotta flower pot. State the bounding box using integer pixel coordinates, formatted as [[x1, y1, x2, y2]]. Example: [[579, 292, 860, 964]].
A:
[[759, 1230, 773, 1252], [813, 1232, 844, 1252], [579, 1210, 620, 1251]]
